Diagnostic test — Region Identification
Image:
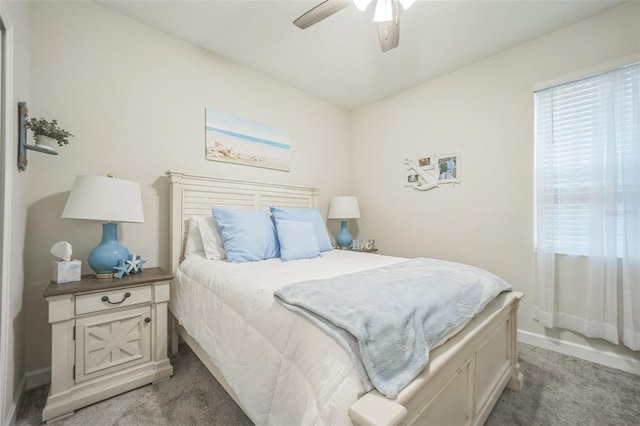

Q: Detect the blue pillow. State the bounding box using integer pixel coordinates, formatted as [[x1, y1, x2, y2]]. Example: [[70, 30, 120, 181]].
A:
[[275, 219, 321, 261], [269, 207, 333, 252], [212, 207, 279, 263]]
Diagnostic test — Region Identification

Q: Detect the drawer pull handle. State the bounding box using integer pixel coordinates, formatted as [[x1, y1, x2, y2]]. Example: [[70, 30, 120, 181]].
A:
[[144, 317, 151, 323], [101, 292, 131, 305]]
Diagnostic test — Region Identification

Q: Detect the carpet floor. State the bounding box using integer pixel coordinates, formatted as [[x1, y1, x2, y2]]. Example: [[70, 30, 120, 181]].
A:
[[17, 343, 639, 425]]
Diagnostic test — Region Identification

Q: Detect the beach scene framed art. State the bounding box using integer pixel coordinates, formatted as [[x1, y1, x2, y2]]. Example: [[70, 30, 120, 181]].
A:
[[205, 109, 290, 171]]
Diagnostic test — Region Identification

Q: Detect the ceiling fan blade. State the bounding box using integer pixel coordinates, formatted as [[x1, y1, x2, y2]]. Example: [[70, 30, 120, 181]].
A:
[[378, 0, 400, 51], [293, 0, 352, 29]]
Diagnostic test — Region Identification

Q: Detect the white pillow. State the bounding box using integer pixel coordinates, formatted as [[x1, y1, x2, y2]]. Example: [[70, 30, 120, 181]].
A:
[[184, 217, 205, 257], [185, 215, 226, 260]]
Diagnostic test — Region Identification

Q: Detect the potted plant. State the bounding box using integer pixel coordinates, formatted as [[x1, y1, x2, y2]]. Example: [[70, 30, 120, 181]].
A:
[[25, 118, 73, 151]]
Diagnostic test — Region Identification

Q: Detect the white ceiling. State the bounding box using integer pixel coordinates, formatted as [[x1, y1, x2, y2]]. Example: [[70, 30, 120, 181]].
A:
[[97, 0, 625, 110]]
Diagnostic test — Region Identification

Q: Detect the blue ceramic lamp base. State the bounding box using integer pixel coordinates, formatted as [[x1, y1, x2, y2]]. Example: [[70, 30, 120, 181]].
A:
[[88, 222, 131, 278], [335, 220, 353, 248]]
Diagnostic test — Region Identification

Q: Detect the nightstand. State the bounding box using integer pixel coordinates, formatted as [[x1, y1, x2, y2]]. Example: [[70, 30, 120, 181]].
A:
[[347, 248, 378, 253], [352, 248, 378, 253], [42, 267, 173, 422], [335, 246, 378, 253]]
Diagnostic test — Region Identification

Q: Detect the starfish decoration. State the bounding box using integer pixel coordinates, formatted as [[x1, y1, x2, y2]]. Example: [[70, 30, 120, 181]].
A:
[[137, 257, 146, 272], [126, 254, 146, 274], [113, 259, 129, 279]]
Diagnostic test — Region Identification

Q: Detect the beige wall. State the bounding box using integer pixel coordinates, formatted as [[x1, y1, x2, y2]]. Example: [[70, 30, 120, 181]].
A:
[[24, 1, 351, 373], [1, 0, 30, 422], [350, 2, 640, 360]]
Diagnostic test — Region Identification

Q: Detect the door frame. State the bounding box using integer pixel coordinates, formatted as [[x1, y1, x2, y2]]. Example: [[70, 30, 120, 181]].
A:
[[0, 1, 15, 423]]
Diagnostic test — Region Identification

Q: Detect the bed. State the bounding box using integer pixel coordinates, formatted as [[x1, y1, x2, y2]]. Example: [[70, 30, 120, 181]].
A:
[[165, 170, 524, 426]]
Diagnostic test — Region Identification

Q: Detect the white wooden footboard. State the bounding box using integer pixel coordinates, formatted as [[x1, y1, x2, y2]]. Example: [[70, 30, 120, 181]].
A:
[[349, 291, 523, 426]]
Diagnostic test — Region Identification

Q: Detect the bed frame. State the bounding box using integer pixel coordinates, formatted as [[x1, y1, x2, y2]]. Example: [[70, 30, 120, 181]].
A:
[[166, 170, 524, 426]]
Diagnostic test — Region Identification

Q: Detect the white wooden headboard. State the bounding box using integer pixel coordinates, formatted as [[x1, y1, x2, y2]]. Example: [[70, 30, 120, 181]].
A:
[[166, 170, 320, 273]]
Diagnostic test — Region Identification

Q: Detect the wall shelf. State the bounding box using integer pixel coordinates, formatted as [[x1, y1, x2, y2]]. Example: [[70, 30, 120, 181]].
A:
[[25, 143, 58, 155]]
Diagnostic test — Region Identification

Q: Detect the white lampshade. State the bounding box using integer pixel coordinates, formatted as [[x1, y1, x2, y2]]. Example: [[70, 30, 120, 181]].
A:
[[62, 175, 144, 223], [373, 0, 393, 22], [353, 0, 373, 11], [399, 0, 414, 10], [328, 196, 361, 220]]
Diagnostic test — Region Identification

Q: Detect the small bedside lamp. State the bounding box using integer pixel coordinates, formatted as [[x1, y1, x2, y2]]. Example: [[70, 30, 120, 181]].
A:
[[62, 175, 144, 278], [328, 196, 361, 248]]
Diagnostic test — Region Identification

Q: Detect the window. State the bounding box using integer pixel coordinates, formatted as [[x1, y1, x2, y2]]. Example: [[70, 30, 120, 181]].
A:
[[534, 62, 640, 256]]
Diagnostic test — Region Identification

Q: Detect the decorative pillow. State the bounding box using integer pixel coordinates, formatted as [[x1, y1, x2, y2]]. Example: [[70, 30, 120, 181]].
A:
[[269, 207, 333, 252], [275, 219, 321, 261], [184, 216, 206, 257], [212, 207, 279, 263], [198, 216, 226, 260]]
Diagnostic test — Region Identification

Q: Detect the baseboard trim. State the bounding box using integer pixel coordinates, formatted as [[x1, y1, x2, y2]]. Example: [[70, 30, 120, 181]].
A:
[[26, 367, 51, 390], [4, 375, 26, 426], [518, 329, 640, 376]]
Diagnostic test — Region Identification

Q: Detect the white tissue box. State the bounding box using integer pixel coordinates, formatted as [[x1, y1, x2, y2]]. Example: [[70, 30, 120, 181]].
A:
[[51, 260, 81, 284]]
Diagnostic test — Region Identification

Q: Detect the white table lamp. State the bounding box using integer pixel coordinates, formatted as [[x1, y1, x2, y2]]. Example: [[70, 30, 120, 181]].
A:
[[328, 196, 361, 248], [62, 175, 144, 278]]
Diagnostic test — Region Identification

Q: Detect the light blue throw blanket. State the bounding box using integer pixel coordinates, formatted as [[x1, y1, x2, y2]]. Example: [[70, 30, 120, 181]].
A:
[[274, 258, 512, 398]]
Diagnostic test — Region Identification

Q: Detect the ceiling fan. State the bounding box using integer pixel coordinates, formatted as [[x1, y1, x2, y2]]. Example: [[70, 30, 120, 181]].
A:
[[293, 0, 415, 52]]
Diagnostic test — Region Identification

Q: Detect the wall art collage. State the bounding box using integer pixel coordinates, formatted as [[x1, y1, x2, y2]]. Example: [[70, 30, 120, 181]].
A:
[[404, 152, 460, 191]]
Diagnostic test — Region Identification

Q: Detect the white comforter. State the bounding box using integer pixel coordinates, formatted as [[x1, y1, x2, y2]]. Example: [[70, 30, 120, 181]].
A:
[[173, 250, 405, 426]]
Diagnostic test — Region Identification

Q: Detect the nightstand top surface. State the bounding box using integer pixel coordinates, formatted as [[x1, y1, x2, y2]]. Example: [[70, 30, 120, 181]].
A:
[[335, 247, 378, 253], [43, 267, 172, 298]]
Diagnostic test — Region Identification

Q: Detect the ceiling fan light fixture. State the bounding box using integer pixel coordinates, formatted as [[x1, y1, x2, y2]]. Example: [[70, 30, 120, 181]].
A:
[[399, 0, 415, 10], [373, 0, 393, 22], [293, 0, 402, 52], [353, 0, 373, 12]]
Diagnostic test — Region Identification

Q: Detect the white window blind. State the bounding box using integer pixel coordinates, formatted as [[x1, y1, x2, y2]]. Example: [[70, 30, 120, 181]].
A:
[[534, 62, 639, 256]]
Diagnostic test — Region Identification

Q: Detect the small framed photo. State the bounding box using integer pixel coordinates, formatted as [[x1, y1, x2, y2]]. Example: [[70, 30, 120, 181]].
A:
[[417, 154, 435, 170], [437, 153, 461, 184], [404, 173, 419, 187]]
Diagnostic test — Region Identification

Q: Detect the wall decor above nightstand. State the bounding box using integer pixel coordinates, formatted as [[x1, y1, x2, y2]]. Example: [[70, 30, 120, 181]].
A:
[[17, 102, 74, 171], [42, 267, 173, 422], [18, 103, 60, 170]]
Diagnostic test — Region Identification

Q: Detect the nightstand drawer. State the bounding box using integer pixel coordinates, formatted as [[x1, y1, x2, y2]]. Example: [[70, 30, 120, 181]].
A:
[[75, 285, 152, 315]]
